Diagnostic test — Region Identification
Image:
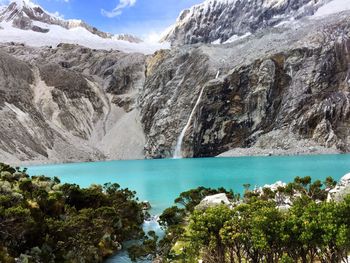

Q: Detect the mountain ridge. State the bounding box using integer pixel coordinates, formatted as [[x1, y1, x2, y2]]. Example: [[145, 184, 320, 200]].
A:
[[0, 0, 349, 164], [163, 0, 331, 45], [0, 0, 113, 38], [0, 0, 164, 53]]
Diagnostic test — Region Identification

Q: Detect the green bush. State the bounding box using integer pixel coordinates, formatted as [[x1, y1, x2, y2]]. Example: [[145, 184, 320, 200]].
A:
[[158, 177, 350, 263], [0, 162, 145, 263]]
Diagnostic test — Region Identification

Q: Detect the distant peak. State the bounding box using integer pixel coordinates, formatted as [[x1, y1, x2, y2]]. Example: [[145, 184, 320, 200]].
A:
[[0, 0, 150, 46], [165, 0, 330, 46], [113, 34, 143, 43], [10, 0, 38, 9]]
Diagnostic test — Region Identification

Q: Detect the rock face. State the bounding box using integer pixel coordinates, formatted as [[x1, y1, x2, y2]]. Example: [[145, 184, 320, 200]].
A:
[[0, 43, 146, 164], [0, 1, 164, 54], [140, 48, 217, 158], [0, 0, 143, 45], [141, 12, 350, 158], [196, 193, 230, 209], [0, 1, 112, 38], [328, 173, 350, 201], [0, 1, 350, 163], [114, 34, 143, 44], [163, 0, 330, 46]]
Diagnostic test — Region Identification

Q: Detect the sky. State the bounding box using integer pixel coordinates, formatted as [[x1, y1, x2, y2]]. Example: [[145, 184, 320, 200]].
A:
[[10, 0, 205, 40]]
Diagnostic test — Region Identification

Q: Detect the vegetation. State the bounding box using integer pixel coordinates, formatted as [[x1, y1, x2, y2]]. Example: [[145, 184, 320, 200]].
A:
[[0, 163, 145, 263], [157, 176, 350, 263], [1, 161, 348, 263]]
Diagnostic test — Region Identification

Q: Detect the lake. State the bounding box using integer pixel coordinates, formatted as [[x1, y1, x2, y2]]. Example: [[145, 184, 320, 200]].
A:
[[27, 154, 350, 215], [26, 154, 350, 263]]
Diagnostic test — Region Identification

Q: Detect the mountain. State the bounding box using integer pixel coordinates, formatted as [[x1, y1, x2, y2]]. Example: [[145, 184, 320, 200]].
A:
[[0, 0, 349, 164], [0, 42, 147, 164], [114, 34, 143, 43], [0, 0, 166, 53], [0, 0, 111, 37], [141, 9, 350, 158], [163, 0, 332, 45]]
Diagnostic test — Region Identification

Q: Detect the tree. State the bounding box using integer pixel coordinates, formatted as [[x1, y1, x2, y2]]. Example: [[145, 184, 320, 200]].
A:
[[159, 206, 186, 227], [0, 163, 146, 262], [175, 187, 234, 212], [158, 176, 350, 263], [189, 205, 234, 262]]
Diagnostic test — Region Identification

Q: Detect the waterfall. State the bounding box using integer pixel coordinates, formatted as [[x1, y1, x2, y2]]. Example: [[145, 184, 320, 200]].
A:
[[173, 70, 220, 159], [173, 71, 219, 159]]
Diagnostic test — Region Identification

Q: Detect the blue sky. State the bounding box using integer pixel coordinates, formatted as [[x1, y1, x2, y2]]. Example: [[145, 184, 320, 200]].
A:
[[31, 0, 204, 39]]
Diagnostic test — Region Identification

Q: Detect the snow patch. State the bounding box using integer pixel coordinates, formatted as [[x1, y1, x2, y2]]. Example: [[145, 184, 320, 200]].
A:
[[11, 0, 37, 9], [313, 0, 350, 17], [223, 32, 251, 44], [263, 0, 286, 8], [273, 17, 296, 28], [0, 21, 169, 54], [0, 0, 168, 53], [211, 38, 221, 44]]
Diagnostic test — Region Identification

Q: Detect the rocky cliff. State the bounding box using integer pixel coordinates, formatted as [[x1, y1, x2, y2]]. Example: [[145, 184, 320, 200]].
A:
[[141, 11, 350, 158], [0, 1, 111, 38], [0, 0, 349, 163], [0, 43, 146, 164], [0, 0, 162, 54], [0, 0, 144, 42], [163, 0, 329, 45]]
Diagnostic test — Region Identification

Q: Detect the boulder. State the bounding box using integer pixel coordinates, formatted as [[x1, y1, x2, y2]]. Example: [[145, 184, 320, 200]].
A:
[[259, 181, 286, 192], [196, 193, 230, 210], [327, 173, 350, 202]]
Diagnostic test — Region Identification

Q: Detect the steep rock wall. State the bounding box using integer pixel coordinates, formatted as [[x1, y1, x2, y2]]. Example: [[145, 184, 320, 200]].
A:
[[164, 0, 329, 45], [0, 43, 147, 164], [142, 13, 350, 158]]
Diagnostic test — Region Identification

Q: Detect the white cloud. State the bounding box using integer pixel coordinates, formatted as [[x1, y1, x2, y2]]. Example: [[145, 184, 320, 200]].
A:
[[143, 25, 173, 44], [144, 31, 162, 43], [101, 0, 136, 18]]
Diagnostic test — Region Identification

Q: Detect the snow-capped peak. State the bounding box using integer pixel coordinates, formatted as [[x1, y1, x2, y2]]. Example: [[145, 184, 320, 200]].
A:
[[164, 0, 337, 46], [10, 0, 37, 9], [1, 0, 63, 27], [313, 0, 350, 18], [0, 0, 168, 54], [0, 0, 147, 42]]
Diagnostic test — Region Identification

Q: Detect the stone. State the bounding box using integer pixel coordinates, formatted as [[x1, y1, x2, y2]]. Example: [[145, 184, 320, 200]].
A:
[[196, 193, 230, 210], [327, 173, 350, 202]]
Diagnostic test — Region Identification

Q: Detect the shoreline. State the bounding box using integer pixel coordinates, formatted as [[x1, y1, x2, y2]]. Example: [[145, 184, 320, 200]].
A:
[[217, 146, 341, 158], [4, 147, 346, 168]]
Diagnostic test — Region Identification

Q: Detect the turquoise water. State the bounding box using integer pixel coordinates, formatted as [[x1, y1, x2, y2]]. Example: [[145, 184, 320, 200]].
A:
[[27, 154, 350, 215], [26, 154, 350, 263]]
